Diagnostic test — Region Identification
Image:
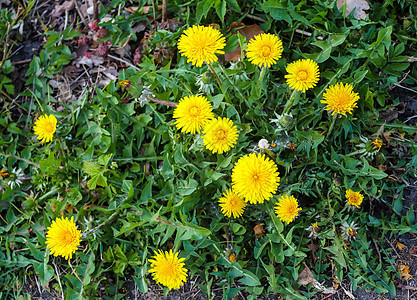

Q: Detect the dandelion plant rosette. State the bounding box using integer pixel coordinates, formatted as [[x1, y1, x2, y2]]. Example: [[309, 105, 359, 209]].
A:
[[177, 25, 226, 67], [232, 153, 280, 204]]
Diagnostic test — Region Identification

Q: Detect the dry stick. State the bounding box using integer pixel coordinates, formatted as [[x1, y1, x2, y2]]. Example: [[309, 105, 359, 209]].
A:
[[372, 238, 383, 265], [53, 261, 65, 300], [386, 238, 400, 258], [93, 0, 99, 21], [73, 0, 87, 26], [68, 260, 83, 284], [11, 58, 32, 65], [149, 97, 177, 107], [162, 0, 167, 22], [107, 54, 141, 71], [1, 153, 40, 168]]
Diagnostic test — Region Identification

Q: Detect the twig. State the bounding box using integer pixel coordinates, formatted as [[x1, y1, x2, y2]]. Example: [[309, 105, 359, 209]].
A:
[[244, 13, 266, 23], [162, 0, 167, 22], [68, 260, 83, 284], [372, 238, 383, 265], [149, 97, 177, 107], [53, 261, 65, 300], [73, 0, 87, 27], [107, 54, 140, 71], [386, 238, 400, 258], [295, 29, 324, 40], [1, 153, 40, 168], [11, 58, 32, 65], [93, 0, 99, 21], [392, 83, 417, 94]]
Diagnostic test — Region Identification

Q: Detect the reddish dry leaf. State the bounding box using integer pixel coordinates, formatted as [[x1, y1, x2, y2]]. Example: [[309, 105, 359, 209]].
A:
[[50, 0, 75, 18], [253, 223, 265, 238], [397, 242, 407, 251], [336, 0, 370, 20], [297, 265, 315, 285], [398, 264, 413, 281], [224, 23, 264, 62]]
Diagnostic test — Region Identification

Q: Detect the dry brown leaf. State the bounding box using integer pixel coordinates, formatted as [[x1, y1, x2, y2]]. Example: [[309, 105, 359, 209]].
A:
[[297, 265, 315, 285], [253, 223, 265, 238], [74, 55, 104, 68], [50, 0, 75, 18], [398, 264, 413, 281], [336, 0, 370, 20], [124, 5, 163, 14], [224, 23, 264, 62], [396, 242, 407, 252]]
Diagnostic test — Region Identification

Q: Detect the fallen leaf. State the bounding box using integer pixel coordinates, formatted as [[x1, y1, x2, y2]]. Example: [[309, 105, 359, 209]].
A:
[[398, 264, 413, 281], [74, 55, 104, 68], [336, 0, 370, 20], [224, 23, 264, 62], [50, 0, 75, 18], [253, 223, 265, 238], [397, 242, 407, 251], [297, 265, 315, 285]]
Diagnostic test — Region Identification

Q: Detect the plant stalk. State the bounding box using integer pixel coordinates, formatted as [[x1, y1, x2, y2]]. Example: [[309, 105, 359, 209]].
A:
[[326, 113, 338, 140], [283, 89, 300, 115]]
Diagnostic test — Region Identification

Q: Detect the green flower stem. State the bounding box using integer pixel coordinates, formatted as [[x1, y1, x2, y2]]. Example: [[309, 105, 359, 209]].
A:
[[266, 205, 295, 252], [326, 113, 338, 140], [217, 63, 244, 99], [207, 63, 224, 93], [256, 66, 267, 97], [282, 89, 300, 115], [208, 63, 232, 103]]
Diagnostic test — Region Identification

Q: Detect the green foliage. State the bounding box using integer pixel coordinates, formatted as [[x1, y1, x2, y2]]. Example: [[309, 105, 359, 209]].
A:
[[1, 0, 417, 299]]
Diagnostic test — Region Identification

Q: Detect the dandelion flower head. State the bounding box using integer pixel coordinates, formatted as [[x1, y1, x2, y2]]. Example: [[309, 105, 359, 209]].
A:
[[275, 195, 302, 224], [285, 59, 320, 92], [346, 189, 363, 208], [173, 95, 214, 134], [246, 33, 283, 68], [321, 82, 359, 116], [177, 25, 226, 67], [33, 114, 57, 143], [232, 153, 280, 204], [202, 117, 239, 154], [218, 189, 246, 218], [148, 249, 188, 290], [46, 216, 82, 260], [372, 138, 383, 152]]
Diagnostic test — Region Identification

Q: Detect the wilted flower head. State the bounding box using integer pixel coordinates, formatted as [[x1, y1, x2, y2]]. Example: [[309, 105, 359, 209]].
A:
[[306, 222, 320, 239], [372, 138, 383, 152], [195, 71, 215, 94], [7, 168, 25, 189], [340, 221, 359, 242]]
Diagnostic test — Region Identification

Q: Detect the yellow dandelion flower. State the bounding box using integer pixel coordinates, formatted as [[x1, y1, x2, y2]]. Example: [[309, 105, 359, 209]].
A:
[[312, 222, 319, 230], [173, 95, 214, 134], [33, 114, 57, 143], [229, 253, 236, 262], [232, 153, 280, 204], [372, 138, 383, 151], [346, 189, 364, 208], [218, 189, 246, 218], [120, 80, 131, 88], [46, 216, 82, 260], [0, 170, 9, 178], [285, 59, 320, 92], [275, 195, 302, 224], [321, 82, 359, 116], [148, 249, 188, 290], [202, 117, 238, 154], [177, 25, 226, 67], [246, 33, 283, 68]]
